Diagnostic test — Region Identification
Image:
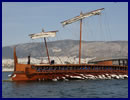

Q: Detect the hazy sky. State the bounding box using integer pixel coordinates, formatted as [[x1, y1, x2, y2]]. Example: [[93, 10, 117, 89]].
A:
[[2, 2, 128, 47]]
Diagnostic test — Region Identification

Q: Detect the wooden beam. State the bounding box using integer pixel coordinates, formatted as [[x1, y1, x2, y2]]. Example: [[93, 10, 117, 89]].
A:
[[44, 38, 51, 64], [79, 13, 82, 64]]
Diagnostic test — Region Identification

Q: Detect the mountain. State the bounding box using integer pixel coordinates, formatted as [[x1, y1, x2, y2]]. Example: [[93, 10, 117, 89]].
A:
[[2, 40, 128, 59]]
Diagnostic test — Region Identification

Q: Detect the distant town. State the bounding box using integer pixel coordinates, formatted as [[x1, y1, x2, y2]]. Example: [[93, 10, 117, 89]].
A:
[[2, 56, 96, 71]]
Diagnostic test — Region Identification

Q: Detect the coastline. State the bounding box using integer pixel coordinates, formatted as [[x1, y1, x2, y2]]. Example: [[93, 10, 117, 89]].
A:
[[2, 68, 14, 72]]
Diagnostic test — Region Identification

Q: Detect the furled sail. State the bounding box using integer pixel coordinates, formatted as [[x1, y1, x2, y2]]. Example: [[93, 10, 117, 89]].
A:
[[61, 8, 104, 26], [29, 31, 58, 39]]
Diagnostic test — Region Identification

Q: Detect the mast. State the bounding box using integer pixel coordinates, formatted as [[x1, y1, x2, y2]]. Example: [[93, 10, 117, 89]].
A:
[[79, 12, 82, 64], [44, 37, 51, 64], [61, 8, 104, 64], [42, 29, 50, 64]]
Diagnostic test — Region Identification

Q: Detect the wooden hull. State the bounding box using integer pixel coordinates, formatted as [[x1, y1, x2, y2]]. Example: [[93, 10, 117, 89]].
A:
[[11, 64, 128, 81]]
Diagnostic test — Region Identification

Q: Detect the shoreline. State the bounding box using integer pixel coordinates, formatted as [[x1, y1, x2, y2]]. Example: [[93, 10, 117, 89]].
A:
[[2, 71, 13, 72], [2, 69, 14, 72]]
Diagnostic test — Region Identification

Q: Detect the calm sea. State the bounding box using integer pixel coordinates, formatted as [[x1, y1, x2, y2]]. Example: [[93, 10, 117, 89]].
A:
[[2, 72, 128, 98]]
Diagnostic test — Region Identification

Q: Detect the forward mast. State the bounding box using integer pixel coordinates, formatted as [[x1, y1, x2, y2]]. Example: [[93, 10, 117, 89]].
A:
[[29, 29, 58, 64]]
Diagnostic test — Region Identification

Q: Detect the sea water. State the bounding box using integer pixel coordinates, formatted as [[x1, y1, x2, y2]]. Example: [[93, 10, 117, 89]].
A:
[[2, 72, 128, 98]]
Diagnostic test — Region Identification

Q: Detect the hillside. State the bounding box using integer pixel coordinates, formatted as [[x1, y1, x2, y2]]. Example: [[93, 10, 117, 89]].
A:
[[2, 40, 128, 59]]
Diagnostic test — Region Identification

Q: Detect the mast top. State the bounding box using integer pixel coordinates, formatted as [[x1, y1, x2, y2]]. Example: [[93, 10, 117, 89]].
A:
[[61, 8, 104, 26]]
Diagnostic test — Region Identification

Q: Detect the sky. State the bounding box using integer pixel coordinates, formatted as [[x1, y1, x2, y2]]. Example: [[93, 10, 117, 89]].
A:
[[2, 2, 128, 47]]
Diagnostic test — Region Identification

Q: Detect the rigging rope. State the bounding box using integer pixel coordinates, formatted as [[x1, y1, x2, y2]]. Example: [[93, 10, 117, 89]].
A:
[[29, 38, 44, 64], [47, 32, 63, 64], [104, 12, 113, 58], [61, 22, 80, 63]]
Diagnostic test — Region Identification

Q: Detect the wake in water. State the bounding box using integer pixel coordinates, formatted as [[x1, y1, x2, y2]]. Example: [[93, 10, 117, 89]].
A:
[[6, 73, 128, 82], [51, 74, 128, 81]]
